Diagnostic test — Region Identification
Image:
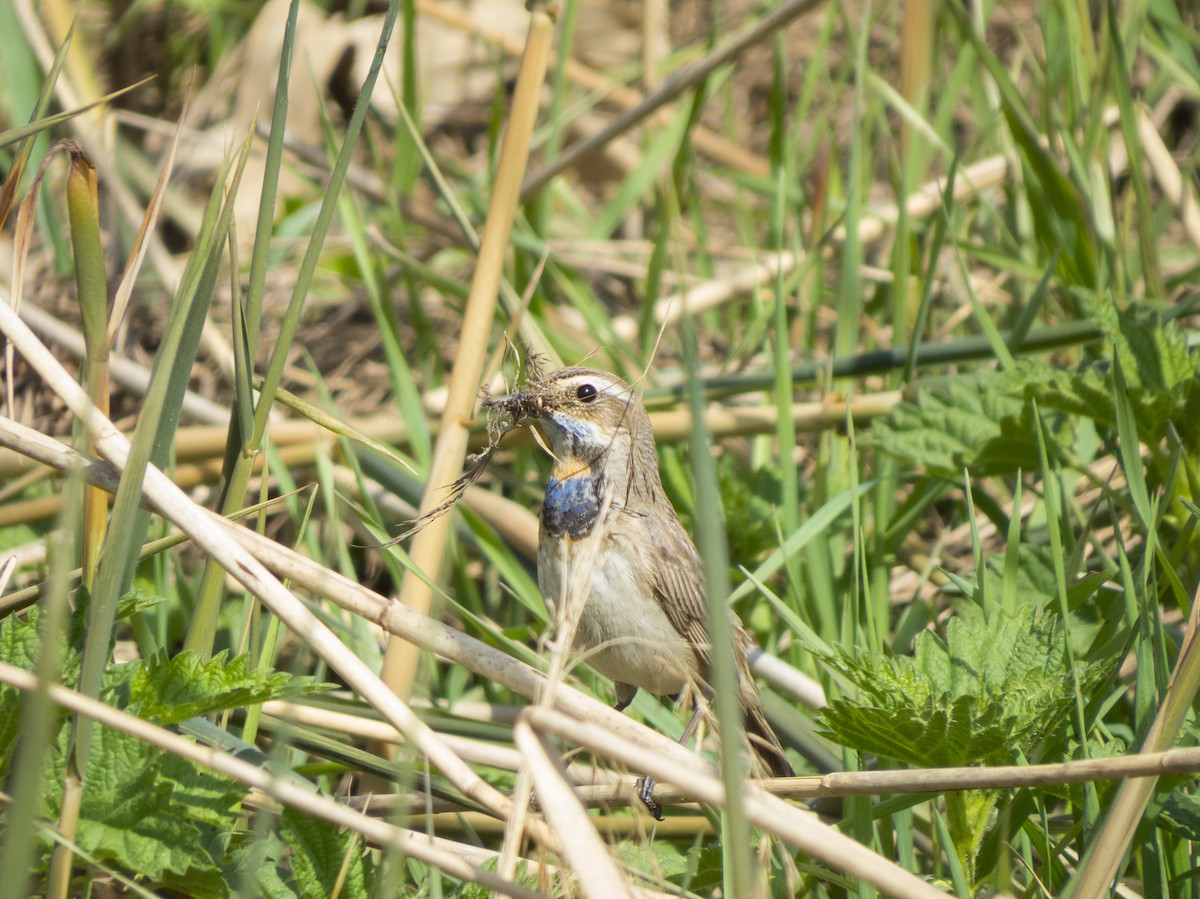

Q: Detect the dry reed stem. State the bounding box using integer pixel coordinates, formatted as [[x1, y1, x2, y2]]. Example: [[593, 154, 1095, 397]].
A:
[[520, 0, 828, 198], [1137, 106, 1200, 254], [0, 298, 551, 846], [17, 302, 230, 424], [525, 707, 948, 899], [0, 663, 546, 899], [415, 0, 769, 179], [1069, 575, 1200, 899], [379, 1, 555, 702], [513, 718, 637, 899], [558, 745, 1200, 807], [610, 154, 1013, 340]]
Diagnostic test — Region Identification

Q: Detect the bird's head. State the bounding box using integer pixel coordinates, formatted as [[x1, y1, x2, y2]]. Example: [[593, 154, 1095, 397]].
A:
[[484, 366, 647, 473]]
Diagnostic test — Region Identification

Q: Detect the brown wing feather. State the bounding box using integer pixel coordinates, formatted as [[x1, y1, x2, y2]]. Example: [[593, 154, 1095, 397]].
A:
[[636, 507, 795, 778], [641, 513, 714, 676]]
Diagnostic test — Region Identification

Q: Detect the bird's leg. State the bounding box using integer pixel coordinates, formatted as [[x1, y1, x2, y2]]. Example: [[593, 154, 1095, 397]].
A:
[[636, 700, 705, 820]]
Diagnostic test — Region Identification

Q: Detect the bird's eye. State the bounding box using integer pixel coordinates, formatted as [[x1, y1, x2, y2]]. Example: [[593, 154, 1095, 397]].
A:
[[575, 383, 598, 402]]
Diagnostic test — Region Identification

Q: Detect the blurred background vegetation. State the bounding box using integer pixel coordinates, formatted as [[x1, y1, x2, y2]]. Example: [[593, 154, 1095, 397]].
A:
[[1, 0, 1199, 896]]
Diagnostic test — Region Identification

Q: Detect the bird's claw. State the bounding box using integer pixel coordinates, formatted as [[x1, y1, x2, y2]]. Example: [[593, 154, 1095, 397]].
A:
[[636, 777, 664, 820]]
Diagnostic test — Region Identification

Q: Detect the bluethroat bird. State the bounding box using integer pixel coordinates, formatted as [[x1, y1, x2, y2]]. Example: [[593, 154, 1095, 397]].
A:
[[486, 365, 794, 816]]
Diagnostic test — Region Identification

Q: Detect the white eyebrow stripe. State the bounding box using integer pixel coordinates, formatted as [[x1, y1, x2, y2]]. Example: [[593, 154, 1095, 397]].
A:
[[560, 375, 629, 400]]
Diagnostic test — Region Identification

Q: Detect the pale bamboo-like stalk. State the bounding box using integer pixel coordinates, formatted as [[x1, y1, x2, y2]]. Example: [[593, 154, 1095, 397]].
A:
[[379, 2, 555, 700], [513, 718, 637, 899], [1066, 583, 1200, 899], [525, 707, 948, 899]]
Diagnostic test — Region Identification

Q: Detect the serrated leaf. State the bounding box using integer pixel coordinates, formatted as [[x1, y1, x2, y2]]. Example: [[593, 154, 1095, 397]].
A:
[[280, 807, 373, 899], [614, 839, 690, 882], [73, 728, 227, 887], [820, 692, 1016, 767], [1039, 301, 1200, 448], [157, 749, 246, 829], [0, 602, 52, 673], [863, 373, 1052, 476], [817, 606, 1116, 768], [0, 606, 76, 779], [128, 651, 331, 725]]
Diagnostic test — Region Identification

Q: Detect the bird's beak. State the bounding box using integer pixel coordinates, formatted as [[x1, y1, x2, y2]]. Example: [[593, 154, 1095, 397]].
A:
[[482, 389, 543, 420], [481, 389, 559, 461]]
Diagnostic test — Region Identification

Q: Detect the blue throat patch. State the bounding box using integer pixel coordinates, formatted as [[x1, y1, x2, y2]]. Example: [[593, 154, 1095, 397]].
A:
[[542, 475, 602, 539]]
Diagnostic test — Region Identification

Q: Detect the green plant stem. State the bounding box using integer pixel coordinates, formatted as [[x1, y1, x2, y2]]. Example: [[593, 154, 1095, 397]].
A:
[[682, 317, 754, 899], [185, 0, 401, 657], [654, 320, 1105, 402]]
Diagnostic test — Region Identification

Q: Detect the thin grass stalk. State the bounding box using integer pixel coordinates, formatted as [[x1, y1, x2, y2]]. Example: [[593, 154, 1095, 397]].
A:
[[185, 0, 401, 657], [232, 0, 301, 442], [82, 134, 253, 674], [681, 318, 754, 898], [530, 0, 579, 233], [0, 10, 73, 229], [1064, 357, 1198, 897], [38, 0, 103, 109], [0, 479, 80, 895], [47, 139, 250, 897], [379, 0, 555, 701], [48, 141, 108, 899], [1106, 7, 1163, 298], [512, 718, 636, 898], [390, 101, 555, 364], [767, 34, 807, 646]]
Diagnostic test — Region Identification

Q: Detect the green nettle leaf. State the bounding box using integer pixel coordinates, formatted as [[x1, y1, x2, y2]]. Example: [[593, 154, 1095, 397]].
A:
[[0, 603, 71, 673], [71, 727, 233, 892], [1035, 302, 1200, 447], [863, 373, 1053, 477], [280, 807, 373, 899], [816, 605, 1116, 768], [869, 308, 1200, 478], [126, 650, 332, 725]]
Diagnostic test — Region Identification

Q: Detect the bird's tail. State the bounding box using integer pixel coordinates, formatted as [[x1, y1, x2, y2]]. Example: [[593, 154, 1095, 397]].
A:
[[744, 703, 794, 778]]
